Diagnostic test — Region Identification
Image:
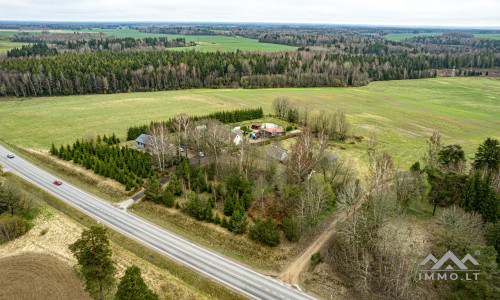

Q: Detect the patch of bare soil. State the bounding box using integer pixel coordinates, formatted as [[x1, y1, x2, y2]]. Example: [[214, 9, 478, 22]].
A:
[[0, 253, 90, 300]]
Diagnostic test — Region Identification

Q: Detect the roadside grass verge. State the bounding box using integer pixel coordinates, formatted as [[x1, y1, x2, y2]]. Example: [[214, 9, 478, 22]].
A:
[[3, 171, 245, 300], [0, 139, 127, 202]]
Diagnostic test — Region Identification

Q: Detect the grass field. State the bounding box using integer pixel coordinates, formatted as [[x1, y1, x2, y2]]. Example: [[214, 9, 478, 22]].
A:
[[79, 29, 296, 52], [384, 32, 443, 41], [473, 34, 500, 39], [0, 28, 296, 52], [0, 77, 498, 167], [0, 40, 29, 55]]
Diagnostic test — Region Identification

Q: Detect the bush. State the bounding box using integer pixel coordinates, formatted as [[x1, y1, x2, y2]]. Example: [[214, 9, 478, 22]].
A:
[[249, 217, 280, 246], [0, 215, 31, 243], [310, 252, 323, 268]]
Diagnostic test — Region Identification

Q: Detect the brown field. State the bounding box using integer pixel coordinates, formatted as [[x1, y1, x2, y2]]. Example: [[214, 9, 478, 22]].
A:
[[0, 253, 90, 300]]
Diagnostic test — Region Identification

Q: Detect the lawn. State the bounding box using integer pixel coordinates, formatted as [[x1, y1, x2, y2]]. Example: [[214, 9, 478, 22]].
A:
[[0, 77, 498, 167], [384, 32, 443, 41]]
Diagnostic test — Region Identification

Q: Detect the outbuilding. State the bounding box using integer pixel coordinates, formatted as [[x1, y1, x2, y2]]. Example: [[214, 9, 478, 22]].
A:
[[260, 128, 286, 138], [135, 134, 152, 149], [251, 123, 261, 130], [267, 145, 288, 161]]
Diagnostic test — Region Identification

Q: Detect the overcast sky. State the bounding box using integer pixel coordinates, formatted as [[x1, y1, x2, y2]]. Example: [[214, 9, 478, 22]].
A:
[[1, 0, 499, 28]]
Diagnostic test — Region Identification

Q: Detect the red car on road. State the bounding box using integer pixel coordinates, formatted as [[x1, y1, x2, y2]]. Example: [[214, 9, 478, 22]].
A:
[[53, 180, 62, 185]]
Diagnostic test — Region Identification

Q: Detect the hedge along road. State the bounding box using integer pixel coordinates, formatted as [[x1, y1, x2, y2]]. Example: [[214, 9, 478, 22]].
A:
[[0, 145, 316, 300]]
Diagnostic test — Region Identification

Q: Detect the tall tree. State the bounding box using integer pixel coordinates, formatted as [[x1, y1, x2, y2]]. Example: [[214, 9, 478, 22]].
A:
[[474, 138, 500, 172], [69, 226, 116, 300]]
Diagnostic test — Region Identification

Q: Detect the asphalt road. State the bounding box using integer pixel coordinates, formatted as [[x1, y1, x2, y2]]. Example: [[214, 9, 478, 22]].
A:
[[0, 145, 316, 300]]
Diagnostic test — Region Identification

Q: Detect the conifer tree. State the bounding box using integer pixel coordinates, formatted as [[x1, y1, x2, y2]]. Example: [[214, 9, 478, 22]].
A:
[[69, 226, 116, 300], [115, 266, 158, 300]]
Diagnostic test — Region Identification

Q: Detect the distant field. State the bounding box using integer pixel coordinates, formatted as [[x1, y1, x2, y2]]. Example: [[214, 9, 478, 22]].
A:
[[1, 77, 498, 167], [80, 29, 297, 52], [473, 34, 500, 39], [384, 32, 443, 41], [0, 28, 296, 52], [0, 40, 29, 55]]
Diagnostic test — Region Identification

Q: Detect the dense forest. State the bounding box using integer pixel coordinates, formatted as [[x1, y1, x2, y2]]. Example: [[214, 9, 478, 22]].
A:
[[2, 47, 491, 97], [404, 33, 500, 49]]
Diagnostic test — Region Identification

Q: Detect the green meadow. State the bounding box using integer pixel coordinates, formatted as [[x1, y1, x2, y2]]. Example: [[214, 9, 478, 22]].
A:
[[473, 34, 500, 39], [0, 77, 498, 166], [81, 29, 297, 52], [384, 32, 443, 41], [0, 40, 29, 55]]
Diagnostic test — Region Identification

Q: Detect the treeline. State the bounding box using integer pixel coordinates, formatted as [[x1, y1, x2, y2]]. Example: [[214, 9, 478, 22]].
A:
[[139, 26, 233, 36], [0, 174, 37, 244], [7, 43, 57, 58], [126, 107, 264, 140], [58, 36, 193, 51], [0, 49, 443, 97], [12, 32, 111, 43], [404, 34, 500, 49], [6, 37, 193, 58], [50, 134, 154, 191]]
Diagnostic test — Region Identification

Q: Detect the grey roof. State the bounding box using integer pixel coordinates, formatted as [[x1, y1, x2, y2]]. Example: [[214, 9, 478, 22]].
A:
[[135, 134, 152, 145], [267, 145, 288, 161]]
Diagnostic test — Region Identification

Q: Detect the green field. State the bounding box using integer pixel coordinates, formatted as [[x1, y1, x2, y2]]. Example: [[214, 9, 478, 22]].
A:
[[384, 32, 443, 41], [0, 40, 29, 55], [0, 28, 296, 52], [80, 29, 296, 52], [473, 34, 500, 39], [0, 78, 498, 166]]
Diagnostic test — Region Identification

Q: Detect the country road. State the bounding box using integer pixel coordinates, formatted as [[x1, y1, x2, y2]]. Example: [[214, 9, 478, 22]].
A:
[[0, 145, 316, 300]]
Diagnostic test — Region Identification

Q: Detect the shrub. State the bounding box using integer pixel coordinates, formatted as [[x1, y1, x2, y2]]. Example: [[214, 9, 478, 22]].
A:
[[0, 215, 30, 243], [310, 252, 323, 268], [249, 217, 280, 246]]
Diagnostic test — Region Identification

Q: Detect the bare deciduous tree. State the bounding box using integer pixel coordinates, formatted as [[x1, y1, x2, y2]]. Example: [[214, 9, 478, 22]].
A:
[[367, 150, 394, 188], [147, 123, 173, 174], [272, 96, 291, 119]]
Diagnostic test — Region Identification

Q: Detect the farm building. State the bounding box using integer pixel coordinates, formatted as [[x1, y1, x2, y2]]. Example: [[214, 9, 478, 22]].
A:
[[251, 123, 261, 130], [260, 128, 286, 138], [195, 125, 207, 131], [135, 134, 153, 148], [267, 145, 288, 161]]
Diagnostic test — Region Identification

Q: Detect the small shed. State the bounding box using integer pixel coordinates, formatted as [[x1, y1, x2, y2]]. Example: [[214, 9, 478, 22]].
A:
[[267, 145, 288, 161], [195, 125, 207, 131], [135, 134, 152, 149], [260, 128, 286, 138], [251, 123, 261, 130]]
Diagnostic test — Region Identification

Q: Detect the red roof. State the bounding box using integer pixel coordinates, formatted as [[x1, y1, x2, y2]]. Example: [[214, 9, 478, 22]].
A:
[[262, 128, 285, 133], [252, 123, 260, 126]]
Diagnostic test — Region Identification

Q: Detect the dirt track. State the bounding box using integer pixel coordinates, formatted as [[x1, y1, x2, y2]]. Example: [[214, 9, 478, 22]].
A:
[[279, 184, 382, 287], [0, 253, 90, 300]]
